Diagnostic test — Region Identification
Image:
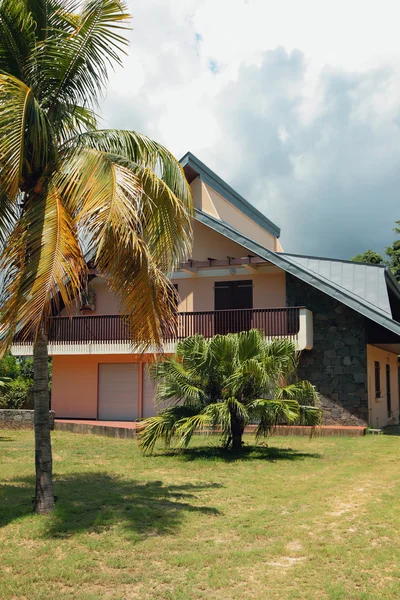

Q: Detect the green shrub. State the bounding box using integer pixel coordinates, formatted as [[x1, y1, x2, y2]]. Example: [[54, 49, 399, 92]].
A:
[[0, 378, 33, 409], [19, 358, 34, 380], [0, 354, 20, 380]]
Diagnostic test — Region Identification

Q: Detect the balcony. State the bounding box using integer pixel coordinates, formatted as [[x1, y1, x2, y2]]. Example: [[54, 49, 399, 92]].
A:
[[12, 307, 313, 356]]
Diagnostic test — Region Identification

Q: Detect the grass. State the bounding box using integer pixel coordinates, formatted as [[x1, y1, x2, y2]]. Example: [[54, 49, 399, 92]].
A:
[[1, 432, 400, 599]]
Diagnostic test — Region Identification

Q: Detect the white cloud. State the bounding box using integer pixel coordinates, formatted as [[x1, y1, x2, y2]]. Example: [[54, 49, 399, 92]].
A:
[[101, 0, 400, 258]]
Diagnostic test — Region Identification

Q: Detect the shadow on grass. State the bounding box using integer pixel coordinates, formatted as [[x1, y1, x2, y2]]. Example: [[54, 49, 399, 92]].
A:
[[0, 473, 221, 539], [159, 445, 322, 462], [382, 425, 400, 436]]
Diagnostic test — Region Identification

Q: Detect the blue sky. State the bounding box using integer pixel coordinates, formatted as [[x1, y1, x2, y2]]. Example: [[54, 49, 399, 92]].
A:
[[102, 0, 400, 258]]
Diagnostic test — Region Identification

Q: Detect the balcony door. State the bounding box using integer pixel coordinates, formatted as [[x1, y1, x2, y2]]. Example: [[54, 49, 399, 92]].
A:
[[214, 280, 253, 334]]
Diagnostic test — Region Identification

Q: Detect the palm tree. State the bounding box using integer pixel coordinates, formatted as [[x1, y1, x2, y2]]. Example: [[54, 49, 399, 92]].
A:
[[0, 0, 192, 513], [139, 331, 321, 454]]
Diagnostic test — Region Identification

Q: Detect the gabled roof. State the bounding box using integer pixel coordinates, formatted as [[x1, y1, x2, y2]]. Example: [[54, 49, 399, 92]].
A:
[[194, 208, 400, 337], [180, 152, 281, 238]]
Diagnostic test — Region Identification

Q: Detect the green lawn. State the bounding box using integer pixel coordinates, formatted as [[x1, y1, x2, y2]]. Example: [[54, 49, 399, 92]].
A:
[[1, 431, 400, 600]]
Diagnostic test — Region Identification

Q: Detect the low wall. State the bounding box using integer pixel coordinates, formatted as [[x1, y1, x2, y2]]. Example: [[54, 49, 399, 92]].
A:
[[0, 409, 55, 430], [54, 420, 366, 438]]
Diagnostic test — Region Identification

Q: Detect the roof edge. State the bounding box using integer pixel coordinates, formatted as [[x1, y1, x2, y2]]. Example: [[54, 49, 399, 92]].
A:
[[282, 252, 388, 268], [180, 152, 281, 238], [385, 268, 400, 302]]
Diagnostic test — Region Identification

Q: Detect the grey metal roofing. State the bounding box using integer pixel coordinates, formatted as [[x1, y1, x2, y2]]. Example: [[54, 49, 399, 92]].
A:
[[180, 152, 281, 238], [194, 208, 400, 337], [282, 253, 392, 315]]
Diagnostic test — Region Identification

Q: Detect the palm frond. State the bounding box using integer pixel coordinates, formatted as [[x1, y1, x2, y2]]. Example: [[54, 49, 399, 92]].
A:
[[207, 333, 238, 370], [0, 73, 32, 197], [298, 405, 322, 427], [264, 337, 299, 376], [132, 162, 192, 273], [0, 72, 55, 197], [57, 146, 191, 348], [275, 380, 319, 406], [0, 188, 18, 249], [0, 0, 36, 80], [74, 129, 193, 212], [249, 397, 300, 439], [175, 412, 214, 448], [226, 357, 268, 396], [138, 405, 198, 455], [153, 358, 205, 406], [204, 397, 249, 438], [36, 0, 130, 109], [176, 334, 208, 367], [0, 218, 27, 352], [236, 329, 264, 361], [0, 180, 87, 349], [53, 103, 98, 143]]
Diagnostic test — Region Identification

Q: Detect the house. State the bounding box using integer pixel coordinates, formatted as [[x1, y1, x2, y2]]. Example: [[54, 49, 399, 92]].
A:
[[12, 153, 400, 429]]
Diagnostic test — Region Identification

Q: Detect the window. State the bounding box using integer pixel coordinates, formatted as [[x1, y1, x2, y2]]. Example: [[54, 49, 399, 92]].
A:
[[386, 364, 392, 417], [374, 361, 381, 398]]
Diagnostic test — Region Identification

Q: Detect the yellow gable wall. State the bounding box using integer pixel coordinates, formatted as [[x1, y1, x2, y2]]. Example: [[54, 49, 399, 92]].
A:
[[367, 344, 399, 428], [190, 220, 252, 261], [190, 176, 281, 251]]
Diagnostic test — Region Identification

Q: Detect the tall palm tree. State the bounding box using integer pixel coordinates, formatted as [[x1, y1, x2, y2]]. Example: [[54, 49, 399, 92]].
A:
[[139, 331, 321, 454], [0, 0, 192, 513]]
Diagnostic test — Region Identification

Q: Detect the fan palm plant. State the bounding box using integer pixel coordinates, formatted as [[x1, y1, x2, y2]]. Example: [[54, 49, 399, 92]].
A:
[[0, 0, 192, 512], [139, 331, 321, 454]]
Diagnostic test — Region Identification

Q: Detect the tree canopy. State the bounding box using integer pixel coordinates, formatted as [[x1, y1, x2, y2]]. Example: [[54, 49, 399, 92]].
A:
[[139, 331, 321, 454], [351, 222, 400, 282], [0, 0, 193, 352], [350, 250, 384, 265]]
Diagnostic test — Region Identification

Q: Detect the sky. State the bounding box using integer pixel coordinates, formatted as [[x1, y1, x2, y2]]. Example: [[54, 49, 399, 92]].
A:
[[101, 0, 400, 258]]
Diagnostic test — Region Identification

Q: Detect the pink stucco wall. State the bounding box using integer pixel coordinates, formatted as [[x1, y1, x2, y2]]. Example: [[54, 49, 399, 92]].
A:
[[189, 220, 250, 261], [172, 271, 286, 313], [367, 345, 399, 428], [52, 354, 147, 419], [190, 176, 278, 251]]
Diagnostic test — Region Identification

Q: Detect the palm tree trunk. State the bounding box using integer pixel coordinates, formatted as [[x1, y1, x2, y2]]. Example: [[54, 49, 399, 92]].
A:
[[33, 328, 55, 513], [231, 420, 244, 452]]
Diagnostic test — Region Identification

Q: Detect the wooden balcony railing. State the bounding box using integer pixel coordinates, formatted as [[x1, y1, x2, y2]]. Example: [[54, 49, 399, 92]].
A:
[[13, 307, 303, 346]]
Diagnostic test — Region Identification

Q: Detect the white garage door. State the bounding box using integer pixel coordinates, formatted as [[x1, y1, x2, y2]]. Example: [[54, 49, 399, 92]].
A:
[[98, 364, 139, 420]]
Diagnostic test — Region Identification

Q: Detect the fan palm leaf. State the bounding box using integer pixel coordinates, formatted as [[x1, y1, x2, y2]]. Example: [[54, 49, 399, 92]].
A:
[[139, 331, 321, 453]]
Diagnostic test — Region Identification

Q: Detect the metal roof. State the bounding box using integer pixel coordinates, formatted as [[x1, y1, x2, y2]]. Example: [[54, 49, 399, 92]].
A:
[[180, 152, 281, 238], [194, 209, 400, 337], [282, 253, 392, 315]]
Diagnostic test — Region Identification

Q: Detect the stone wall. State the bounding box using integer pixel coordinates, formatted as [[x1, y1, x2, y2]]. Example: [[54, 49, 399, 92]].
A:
[[0, 409, 55, 429], [286, 274, 368, 426]]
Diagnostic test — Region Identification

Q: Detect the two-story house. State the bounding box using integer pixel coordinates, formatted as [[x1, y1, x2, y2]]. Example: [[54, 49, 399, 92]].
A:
[[12, 153, 400, 429]]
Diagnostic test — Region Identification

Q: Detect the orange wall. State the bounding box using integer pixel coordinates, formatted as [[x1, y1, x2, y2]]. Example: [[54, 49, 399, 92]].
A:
[[52, 354, 152, 419], [191, 176, 278, 251], [190, 220, 250, 262], [206, 185, 276, 250], [172, 271, 286, 313], [63, 277, 121, 317], [367, 344, 399, 428]]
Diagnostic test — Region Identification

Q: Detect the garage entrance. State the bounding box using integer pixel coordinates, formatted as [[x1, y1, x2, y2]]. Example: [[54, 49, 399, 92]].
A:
[[98, 363, 139, 420]]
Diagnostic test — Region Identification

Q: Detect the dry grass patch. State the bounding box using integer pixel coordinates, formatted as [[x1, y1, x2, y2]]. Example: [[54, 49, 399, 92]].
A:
[[1, 431, 400, 599]]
